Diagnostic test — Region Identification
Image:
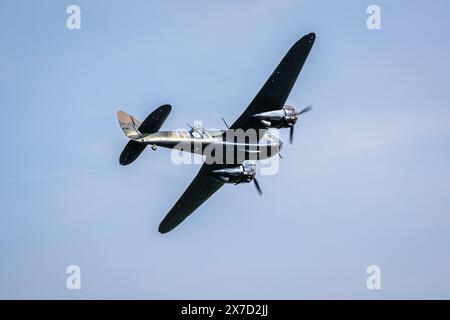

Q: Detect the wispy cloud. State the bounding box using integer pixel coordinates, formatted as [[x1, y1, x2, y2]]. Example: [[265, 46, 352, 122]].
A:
[[0, 169, 103, 184]]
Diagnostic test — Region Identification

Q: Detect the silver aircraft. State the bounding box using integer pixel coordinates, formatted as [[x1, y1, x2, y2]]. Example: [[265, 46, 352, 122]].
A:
[[117, 33, 316, 233]]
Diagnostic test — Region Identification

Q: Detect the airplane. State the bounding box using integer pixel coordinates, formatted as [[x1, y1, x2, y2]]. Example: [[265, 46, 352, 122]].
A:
[[117, 32, 316, 234]]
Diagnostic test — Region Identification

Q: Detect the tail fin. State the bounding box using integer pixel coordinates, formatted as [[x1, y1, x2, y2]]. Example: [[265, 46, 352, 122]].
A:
[[117, 111, 143, 140], [118, 104, 172, 165]]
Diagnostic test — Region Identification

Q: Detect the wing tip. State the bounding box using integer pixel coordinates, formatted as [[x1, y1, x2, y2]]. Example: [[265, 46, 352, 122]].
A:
[[287, 32, 316, 55], [158, 222, 172, 234], [158, 215, 176, 234], [299, 32, 316, 45]]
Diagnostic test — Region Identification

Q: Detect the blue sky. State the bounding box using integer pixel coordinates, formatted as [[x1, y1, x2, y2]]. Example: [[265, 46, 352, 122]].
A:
[[1, 0, 450, 299]]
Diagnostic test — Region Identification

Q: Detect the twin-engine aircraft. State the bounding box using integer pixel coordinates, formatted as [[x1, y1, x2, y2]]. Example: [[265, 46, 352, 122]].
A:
[[117, 33, 316, 233]]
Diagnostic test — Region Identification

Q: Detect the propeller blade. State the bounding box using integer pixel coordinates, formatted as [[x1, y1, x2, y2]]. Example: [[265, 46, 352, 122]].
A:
[[298, 105, 312, 116], [221, 117, 230, 129], [278, 153, 284, 159], [254, 178, 263, 196], [289, 126, 294, 144]]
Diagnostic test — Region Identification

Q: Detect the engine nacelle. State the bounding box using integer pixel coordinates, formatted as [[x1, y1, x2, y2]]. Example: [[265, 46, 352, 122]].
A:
[[251, 105, 298, 129], [209, 161, 256, 184]]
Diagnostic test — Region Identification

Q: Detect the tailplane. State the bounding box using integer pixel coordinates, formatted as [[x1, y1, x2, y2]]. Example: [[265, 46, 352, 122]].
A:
[[117, 104, 172, 165]]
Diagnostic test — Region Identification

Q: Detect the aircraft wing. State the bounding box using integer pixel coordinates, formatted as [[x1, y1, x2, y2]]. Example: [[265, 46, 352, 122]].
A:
[[158, 164, 223, 234], [230, 33, 315, 131]]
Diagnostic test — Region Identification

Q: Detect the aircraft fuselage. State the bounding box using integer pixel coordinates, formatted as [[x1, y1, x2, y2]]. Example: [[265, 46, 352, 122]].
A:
[[134, 129, 283, 162]]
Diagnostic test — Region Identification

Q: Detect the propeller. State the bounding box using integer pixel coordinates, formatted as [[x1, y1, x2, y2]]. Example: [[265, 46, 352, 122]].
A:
[[298, 105, 313, 116], [289, 125, 295, 144], [253, 178, 263, 196], [221, 117, 230, 129], [290, 105, 313, 144]]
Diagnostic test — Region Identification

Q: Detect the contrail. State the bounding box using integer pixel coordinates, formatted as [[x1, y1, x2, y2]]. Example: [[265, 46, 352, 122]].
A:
[[0, 169, 103, 184]]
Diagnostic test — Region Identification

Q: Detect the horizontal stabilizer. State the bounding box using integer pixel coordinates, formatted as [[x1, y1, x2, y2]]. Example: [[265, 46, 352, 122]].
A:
[[138, 104, 172, 134], [119, 140, 147, 166]]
